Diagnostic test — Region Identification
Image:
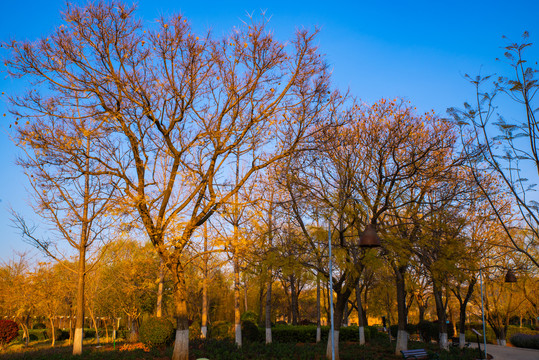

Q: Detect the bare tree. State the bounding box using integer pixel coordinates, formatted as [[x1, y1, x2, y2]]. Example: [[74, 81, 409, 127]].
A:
[[4, 3, 338, 359], [10, 110, 116, 354], [449, 32, 539, 269]]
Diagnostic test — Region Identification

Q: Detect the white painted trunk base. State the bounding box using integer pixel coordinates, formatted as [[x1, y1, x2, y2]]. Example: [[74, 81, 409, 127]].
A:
[[439, 332, 448, 350], [73, 327, 83, 355], [359, 326, 365, 345], [265, 327, 272, 344], [326, 330, 340, 360], [201, 326, 207, 339], [172, 329, 189, 360], [316, 326, 321, 343], [459, 333, 466, 348], [235, 324, 242, 347], [499, 339, 506, 346], [395, 330, 408, 355]]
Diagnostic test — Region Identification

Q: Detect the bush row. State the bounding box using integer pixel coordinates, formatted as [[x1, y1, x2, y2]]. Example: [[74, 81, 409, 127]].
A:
[[201, 321, 385, 343], [510, 333, 539, 349], [15, 327, 130, 343]]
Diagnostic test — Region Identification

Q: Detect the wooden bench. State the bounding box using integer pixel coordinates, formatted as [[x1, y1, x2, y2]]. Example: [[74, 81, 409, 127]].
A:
[[401, 349, 439, 359]]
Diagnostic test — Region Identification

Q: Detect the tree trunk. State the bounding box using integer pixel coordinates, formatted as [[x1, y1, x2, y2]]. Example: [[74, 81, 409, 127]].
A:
[[201, 223, 208, 339], [233, 152, 242, 347], [433, 281, 448, 350], [325, 288, 352, 360], [73, 244, 86, 355], [290, 274, 299, 325], [316, 275, 321, 343], [21, 321, 29, 347], [395, 265, 408, 355], [265, 270, 272, 344], [356, 280, 365, 345], [418, 304, 426, 324], [49, 317, 56, 347], [73, 153, 90, 355], [156, 260, 165, 318], [234, 256, 242, 347], [265, 202, 273, 344], [244, 276, 249, 313], [129, 315, 139, 342], [90, 311, 100, 345], [172, 269, 190, 360]]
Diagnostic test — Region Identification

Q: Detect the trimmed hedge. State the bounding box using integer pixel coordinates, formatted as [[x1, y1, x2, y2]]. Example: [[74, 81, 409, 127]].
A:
[[139, 317, 175, 348], [204, 323, 384, 343], [260, 325, 382, 343], [510, 333, 539, 349]]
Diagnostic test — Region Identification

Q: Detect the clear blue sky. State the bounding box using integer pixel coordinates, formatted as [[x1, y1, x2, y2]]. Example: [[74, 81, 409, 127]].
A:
[[0, 0, 538, 262]]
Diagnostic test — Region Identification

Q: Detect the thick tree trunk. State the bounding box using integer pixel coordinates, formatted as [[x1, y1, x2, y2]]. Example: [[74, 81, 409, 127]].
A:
[[73, 245, 86, 355], [418, 304, 426, 324], [265, 203, 273, 344], [129, 315, 139, 342], [433, 281, 448, 350], [395, 265, 408, 355], [356, 280, 365, 345], [326, 289, 352, 360], [201, 223, 208, 339], [290, 274, 299, 325], [265, 267, 272, 344], [172, 270, 190, 360], [459, 304, 467, 348], [156, 260, 165, 318], [244, 277, 248, 312], [74, 154, 91, 355], [316, 275, 321, 343], [234, 257, 242, 347]]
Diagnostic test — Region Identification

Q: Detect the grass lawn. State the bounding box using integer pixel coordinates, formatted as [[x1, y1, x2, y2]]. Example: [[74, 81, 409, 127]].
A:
[[0, 338, 480, 359]]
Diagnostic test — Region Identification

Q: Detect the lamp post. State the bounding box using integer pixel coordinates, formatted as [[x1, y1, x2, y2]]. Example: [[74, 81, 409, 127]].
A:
[[328, 220, 335, 360]]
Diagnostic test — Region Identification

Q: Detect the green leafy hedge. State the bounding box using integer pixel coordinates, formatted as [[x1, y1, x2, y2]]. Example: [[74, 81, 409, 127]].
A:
[[510, 333, 539, 349], [139, 317, 175, 348]]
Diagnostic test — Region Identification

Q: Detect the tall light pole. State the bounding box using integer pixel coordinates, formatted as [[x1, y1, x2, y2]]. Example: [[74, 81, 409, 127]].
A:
[[328, 219, 335, 360], [479, 267, 487, 360]]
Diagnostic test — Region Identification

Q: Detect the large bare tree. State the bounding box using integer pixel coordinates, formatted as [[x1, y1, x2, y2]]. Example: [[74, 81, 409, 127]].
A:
[[4, 2, 338, 359]]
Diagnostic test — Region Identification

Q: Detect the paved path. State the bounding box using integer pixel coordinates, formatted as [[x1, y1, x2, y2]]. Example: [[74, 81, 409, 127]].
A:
[[469, 343, 539, 360]]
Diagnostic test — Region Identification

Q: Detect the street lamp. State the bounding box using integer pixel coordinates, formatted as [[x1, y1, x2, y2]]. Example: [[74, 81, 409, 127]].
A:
[[359, 223, 381, 248], [504, 269, 517, 283]]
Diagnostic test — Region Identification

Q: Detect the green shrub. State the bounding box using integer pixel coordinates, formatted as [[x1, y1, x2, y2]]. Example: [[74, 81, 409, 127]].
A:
[[189, 320, 201, 341], [241, 320, 259, 343], [84, 328, 96, 338], [209, 321, 232, 340], [507, 325, 539, 341], [510, 333, 539, 349], [241, 311, 258, 324], [0, 320, 19, 347], [139, 316, 175, 348], [418, 321, 437, 342], [389, 324, 398, 338], [465, 326, 496, 344], [45, 327, 64, 341]]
